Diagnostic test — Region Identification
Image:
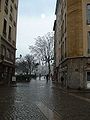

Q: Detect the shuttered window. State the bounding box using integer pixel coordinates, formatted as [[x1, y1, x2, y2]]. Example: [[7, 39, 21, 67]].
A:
[[87, 4, 90, 25], [0, 0, 1, 11], [88, 32, 90, 54]]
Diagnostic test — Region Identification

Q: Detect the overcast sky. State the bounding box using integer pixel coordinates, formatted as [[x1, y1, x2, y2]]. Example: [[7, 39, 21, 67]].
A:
[[16, 0, 56, 57]]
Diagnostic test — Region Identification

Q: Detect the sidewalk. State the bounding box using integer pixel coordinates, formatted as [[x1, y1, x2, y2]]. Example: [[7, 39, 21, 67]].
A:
[[0, 79, 90, 120], [51, 81, 90, 101], [51, 81, 90, 93]]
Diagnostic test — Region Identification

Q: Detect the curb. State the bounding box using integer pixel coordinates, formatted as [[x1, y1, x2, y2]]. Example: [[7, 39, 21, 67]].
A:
[[51, 83, 90, 93]]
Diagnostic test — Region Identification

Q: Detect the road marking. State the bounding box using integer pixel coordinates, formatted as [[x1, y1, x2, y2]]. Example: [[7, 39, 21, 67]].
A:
[[36, 102, 62, 120], [14, 100, 22, 103]]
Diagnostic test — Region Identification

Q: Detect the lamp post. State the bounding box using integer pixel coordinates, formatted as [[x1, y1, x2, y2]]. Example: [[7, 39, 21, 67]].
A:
[[11, 54, 22, 84], [16, 54, 22, 60]]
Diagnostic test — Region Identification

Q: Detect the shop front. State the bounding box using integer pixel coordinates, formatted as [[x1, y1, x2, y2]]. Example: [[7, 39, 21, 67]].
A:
[[0, 61, 15, 84]]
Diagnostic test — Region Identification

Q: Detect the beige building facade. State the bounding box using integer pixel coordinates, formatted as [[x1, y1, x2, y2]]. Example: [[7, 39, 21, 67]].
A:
[[54, 0, 90, 89], [0, 0, 18, 84]]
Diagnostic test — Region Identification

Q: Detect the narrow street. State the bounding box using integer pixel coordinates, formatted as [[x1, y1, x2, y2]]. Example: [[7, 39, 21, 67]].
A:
[[0, 78, 90, 120]]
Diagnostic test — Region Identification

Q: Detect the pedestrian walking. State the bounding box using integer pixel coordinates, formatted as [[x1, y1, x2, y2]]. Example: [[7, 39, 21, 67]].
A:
[[50, 73, 54, 81], [61, 76, 64, 86], [39, 74, 41, 80], [46, 74, 49, 83]]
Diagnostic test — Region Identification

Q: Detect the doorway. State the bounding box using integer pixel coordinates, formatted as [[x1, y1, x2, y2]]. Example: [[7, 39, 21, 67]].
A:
[[87, 72, 90, 88]]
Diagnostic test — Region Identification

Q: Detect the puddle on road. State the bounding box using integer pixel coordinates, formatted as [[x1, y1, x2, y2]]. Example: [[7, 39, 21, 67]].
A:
[[14, 100, 22, 103], [36, 102, 62, 120], [40, 86, 45, 88]]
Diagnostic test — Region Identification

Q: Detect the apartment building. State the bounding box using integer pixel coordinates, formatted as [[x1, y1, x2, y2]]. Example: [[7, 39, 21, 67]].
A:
[[54, 0, 90, 89], [0, 0, 18, 84]]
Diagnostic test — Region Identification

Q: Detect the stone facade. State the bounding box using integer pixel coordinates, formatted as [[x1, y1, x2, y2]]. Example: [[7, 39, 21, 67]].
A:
[[54, 0, 90, 89], [67, 0, 83, 57], [0, 0, 18, 84], [59, 57, 90, 89]]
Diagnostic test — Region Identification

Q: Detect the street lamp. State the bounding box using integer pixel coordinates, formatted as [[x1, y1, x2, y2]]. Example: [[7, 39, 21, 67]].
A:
[[16, 54, 22, 60]]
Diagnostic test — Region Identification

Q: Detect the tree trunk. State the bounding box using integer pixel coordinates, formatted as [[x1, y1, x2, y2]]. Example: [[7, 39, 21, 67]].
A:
[[48, 61, 51, 80]]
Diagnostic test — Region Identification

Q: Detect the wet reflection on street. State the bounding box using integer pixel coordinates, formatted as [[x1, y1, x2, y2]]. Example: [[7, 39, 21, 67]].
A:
[[0, 78, 90, 119], [36, 102, 61, 120]]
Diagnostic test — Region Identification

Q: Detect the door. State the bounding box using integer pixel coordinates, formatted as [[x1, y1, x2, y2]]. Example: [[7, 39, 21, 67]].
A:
[[87, 72, 90, 88]]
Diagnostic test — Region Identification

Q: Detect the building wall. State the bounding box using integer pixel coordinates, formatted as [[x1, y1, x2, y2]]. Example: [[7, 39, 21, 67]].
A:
[[60, 57, 90, 89], [67, 0, 83, 57], [54, 0, 67, 66], [54, 0, 67, 82], [0, 0, 18, 47], [54, 0, 90, 89], [67, 0, 90, 57], [82, 0, 90, 56], [0, 0, 4, 55], [0, 0, 18, 59], [0, 0, 18, 83], [0, 0, 4, 34], [55, 1, 61, 68]]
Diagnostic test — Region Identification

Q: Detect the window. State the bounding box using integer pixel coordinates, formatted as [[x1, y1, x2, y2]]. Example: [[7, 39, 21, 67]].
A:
[[87, 72, 90, 81], [14, 3, 17, 10], [13, 21, 16, 27], [3, 19, 7, 37], [5, 0, 8, 6], [10, 5, 13, 13], [88, 32, 90, 54], [12, 40, 15, 46], [1, 45, 6, 57], [9, 14, 12, 21], [0, 0, 1, 11], [11, 0, 14, 3], [65, 38, 66, 58], [8, 26, 11, 41], [7, 49, 10, 58], [4, 5, 8, 14], [65, 13, 66, 33], [87, 4, 90, 25], [61, 42, 64, 61], [11, 52, 14, 60]]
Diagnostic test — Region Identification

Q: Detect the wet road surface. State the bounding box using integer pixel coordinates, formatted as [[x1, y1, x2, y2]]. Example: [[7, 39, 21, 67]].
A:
[[0, 78, 90, 120]]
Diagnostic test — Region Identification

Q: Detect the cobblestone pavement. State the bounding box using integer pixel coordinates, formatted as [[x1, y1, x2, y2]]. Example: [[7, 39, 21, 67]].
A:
[[0, 77, 90, 120]]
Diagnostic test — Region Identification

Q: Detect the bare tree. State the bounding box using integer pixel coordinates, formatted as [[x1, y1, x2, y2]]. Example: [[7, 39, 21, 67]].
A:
[[16, 54, 36, 76], [29, 32, 54, 77], [25, 54, 35, 75], [16, 59, 28, 75]]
